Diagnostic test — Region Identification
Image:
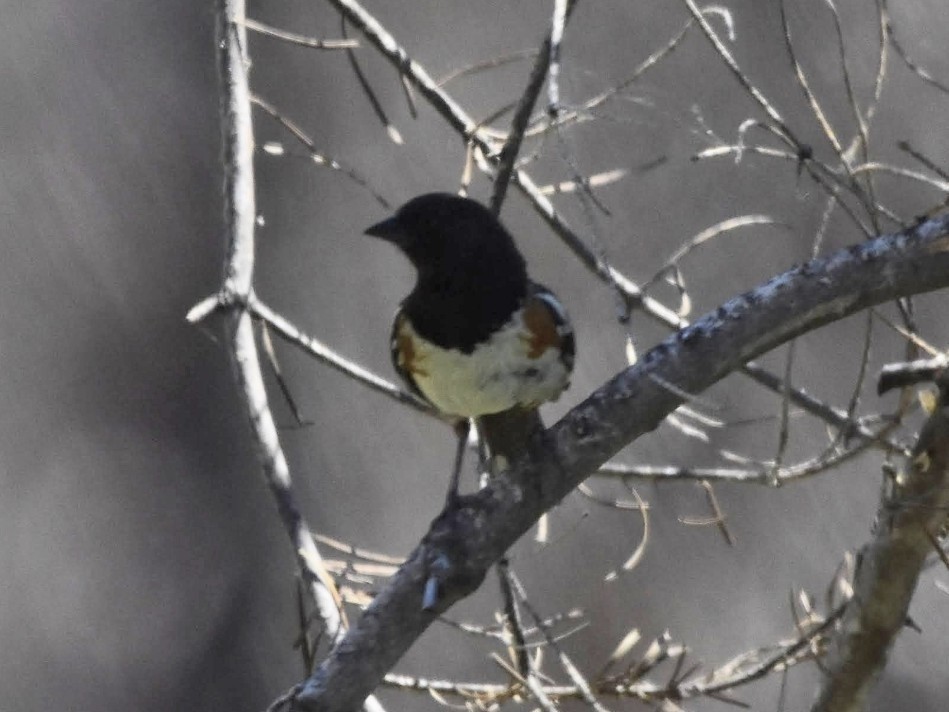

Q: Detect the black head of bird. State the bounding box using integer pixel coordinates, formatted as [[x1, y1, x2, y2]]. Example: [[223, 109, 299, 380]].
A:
[[365, 193, 527, 286]]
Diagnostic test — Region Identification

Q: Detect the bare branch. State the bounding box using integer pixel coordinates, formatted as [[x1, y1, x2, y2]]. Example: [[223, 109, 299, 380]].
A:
[[851, 161, 949, 194], [437, 48, 539, 86], [260, 320, 312, 427], [596, 426, 889, 485], [253, 94, 392, 209], [813, 372, 949, 710], [823, 0, 871, 165], [688, 605, 845, 698], [603, 485, 650, 580], [239, 17, 358, 50], [496, 559, 532, 683], [883, 0, 949, 96], [652, 215, 783, 278], [527, 16, 694, 137], [878, 355, 949, 395], [779, 0, 844, 156], [382, 605, 841, 705], [293, 215, 949, 712], [538, 169, 629, 196], [217, 0, 346, 640], [204, 2, 949, 709], [897, 140, 949, 184], [489, 0, 578, 215], [680, 0, 796, 146], [214, 4, 383, 710], [341, 18, 402, 145], [247, 297, 437, 418], [508, 570, 611, 712], [771, 340, 797, 481]]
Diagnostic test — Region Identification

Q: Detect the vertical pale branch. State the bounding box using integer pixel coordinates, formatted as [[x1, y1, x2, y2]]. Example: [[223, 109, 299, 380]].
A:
[[219, 0, 255, 296], [812, 376, 949, 712], [213, 5, 384, 711], [218, 0, 346, 642], [546, 0, 568, 111]]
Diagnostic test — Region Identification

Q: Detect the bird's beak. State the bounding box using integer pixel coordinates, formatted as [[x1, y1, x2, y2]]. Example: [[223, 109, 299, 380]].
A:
[[364, 216, 403, 243]]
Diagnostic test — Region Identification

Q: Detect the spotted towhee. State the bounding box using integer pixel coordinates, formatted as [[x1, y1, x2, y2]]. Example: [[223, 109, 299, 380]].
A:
[[366, 193, 575, 505]]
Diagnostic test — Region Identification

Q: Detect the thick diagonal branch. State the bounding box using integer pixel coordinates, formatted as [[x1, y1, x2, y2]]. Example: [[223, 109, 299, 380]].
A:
[[293, 216, 949, 712]]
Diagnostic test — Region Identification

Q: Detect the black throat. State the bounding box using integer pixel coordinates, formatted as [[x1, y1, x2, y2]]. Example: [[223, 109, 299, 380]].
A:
[[402, 241, 528, 353]]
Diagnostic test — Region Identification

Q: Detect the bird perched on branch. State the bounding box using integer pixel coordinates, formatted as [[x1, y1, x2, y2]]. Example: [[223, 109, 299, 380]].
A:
[[365, 193, 575, 506]]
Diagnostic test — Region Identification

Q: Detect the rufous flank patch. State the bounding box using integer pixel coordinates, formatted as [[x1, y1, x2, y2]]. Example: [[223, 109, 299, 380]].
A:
[[396, 317, 428, 377], [521, 297, 560, 359]]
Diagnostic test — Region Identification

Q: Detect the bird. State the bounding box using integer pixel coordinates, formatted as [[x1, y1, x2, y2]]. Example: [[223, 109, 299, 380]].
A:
[[365, 193, 575, 507]]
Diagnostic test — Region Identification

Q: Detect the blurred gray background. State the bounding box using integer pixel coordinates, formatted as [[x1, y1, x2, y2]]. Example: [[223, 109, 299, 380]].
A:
[[2, 1, 948, 710]]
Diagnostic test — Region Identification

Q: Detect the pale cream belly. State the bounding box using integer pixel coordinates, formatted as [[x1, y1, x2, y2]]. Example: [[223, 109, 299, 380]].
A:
[[406, 316, 570, 418]]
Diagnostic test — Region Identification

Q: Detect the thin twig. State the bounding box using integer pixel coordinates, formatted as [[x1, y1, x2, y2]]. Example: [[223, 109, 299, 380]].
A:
[[508, 570, 612, 712], [437, 48, 539, 86], [702, 479, 735, 546], [538, 169, 629, 196], [771, 340, 796, 481], [595, 423, 898, 485], [603, 485, 650, 580], [525, 17, 695, 138], [897, 140, 949, 184], [248, 297, 438, 418], [239, 17, 358, 49], [680, 0, 797, 147], [489, 0, 577, 214], [260, 320, 312, 427], [313, 532, 405, 566], [496, 559, 532, 681], [883, 0, 949, 96], [382, 607, 844, 704], [252, 94, 391, 208], [851, 161, 949, 194], [342, 17, 403, 144], [779, 0, 843, 156], [838, 312, 875, 438], [648, 216, 783, 285]]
